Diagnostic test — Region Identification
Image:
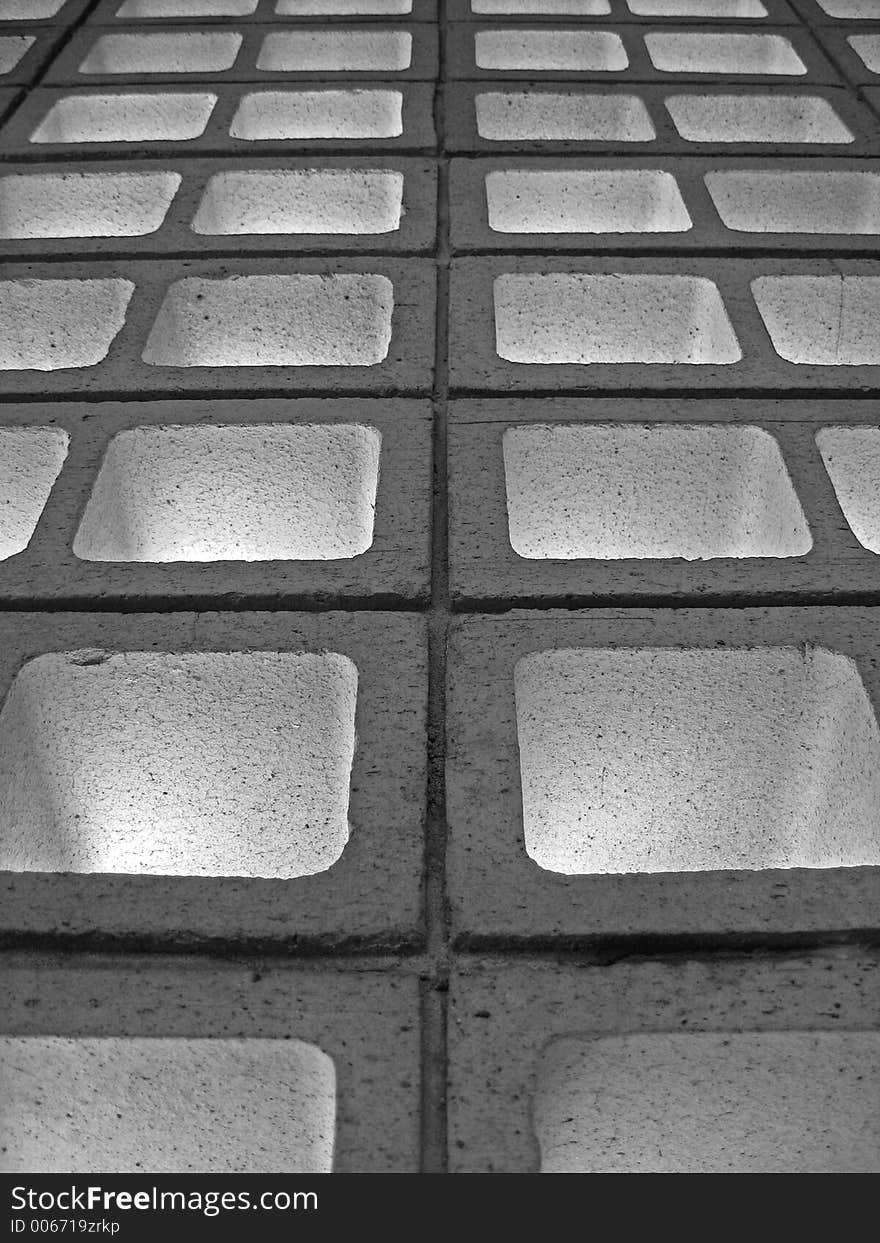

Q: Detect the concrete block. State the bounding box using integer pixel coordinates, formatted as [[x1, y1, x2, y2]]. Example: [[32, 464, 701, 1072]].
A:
[[0, 398, 431, 606], [87, 0, 439, 24], [0, 84, 436, 158], [448, 256, 880, 392], [0, 32, 64, 87], [0, 611, 426, 947], [446, 607, 880, 939], [0, 0, 89, 24], [450, 156, 880, 254], [445, 82, 876, 153], [446, 0, 799, 21], [448, 952, 880, 1171], [446, 22, 840, 83], [0, 258, 435, 397], [46, 23, 439, 83], [1, 953, 420, 1173], [0, 157, 436, 258], [446, 398, 880, 606]]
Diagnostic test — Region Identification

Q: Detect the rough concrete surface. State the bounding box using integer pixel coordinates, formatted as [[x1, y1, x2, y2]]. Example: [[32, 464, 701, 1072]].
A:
[[2, 0, 879, 1179]]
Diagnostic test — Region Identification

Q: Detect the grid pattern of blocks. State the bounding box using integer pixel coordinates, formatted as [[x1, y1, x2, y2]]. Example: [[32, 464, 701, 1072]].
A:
[[1, 0, 879, 1179]]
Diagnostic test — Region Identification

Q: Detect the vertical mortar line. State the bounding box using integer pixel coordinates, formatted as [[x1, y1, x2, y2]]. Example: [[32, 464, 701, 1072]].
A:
[[419, 0, 451, 1176], [31, 0, 105, 89]]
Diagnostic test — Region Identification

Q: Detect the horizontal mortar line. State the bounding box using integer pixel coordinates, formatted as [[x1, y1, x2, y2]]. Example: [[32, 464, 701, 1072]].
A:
[[448, 385, 880, 399], [444, 149, 880, 161], [0, 930, 435, 962], [0, 386, 434, 404], [0, 145, 440, 164], [450, 245, 880, 260], [0, 594, 432, 614], [453, 929, 880, 959], [1, 933, 875, 972], [6, 246, 442, 263], [451, 589, 880, 613]]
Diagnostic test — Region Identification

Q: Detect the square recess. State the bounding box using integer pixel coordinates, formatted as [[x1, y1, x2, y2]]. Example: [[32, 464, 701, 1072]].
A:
[[78, 31, 244, 76], [0, 612, 426, 946], [753, 275, 880, 364], [142, 273, 394, 367], [483, 167, 692, 233], [0, 279, 133, 371], [492, 273, 741, 363], [817, 426, 880, 553], [0, 427, 68, 561], [29, 92, 218, 144], [501, 423, 810, 561], [73, 423, 381, 563], [449, 953, 880, 1171], [0, 650, 359, 878], [192, 168, 403, 235], [536, 1033, 880, 1172], [1, 1037, 335, 1173], [0, 399, 431, 607], [447, 608, 880, 940], [2, 956, 420, 1173], [704, 169, 880, 234], [0, 171, 181, 239]]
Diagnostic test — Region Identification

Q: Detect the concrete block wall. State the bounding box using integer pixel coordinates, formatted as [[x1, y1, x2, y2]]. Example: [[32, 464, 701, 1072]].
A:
[[0, 0, 878, 1177]]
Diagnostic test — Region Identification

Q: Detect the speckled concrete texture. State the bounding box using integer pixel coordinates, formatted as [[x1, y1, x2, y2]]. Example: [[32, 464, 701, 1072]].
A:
[[4, 0, 880, 1179], [1, 1036, 337, 1173], [448, 951, 880, 1171]]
